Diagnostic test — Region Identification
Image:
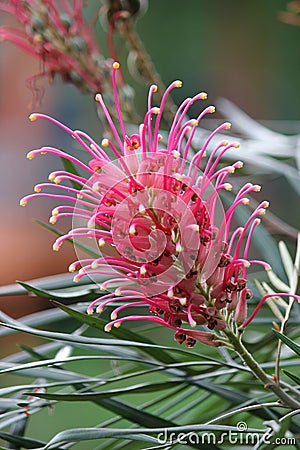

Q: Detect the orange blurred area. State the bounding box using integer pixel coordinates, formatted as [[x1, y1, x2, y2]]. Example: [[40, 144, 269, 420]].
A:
[[0, 44, 76, 318]]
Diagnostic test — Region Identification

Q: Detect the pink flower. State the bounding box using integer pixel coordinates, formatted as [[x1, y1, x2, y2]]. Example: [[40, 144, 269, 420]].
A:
[[0, 0, 111, 96], [21, 62, 278, 347]]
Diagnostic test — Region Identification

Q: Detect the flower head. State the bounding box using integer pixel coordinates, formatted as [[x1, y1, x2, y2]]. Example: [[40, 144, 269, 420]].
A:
[[0, 0, 111, 97], [22, 62, 278, 347]]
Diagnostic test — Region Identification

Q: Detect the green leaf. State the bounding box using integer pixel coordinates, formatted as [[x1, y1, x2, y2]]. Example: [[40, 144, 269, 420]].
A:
[[43, 428, 165, 449], [0, 431, 46, 449], [44, 424, 262, 450], [282, 369, 300, 385], [0, 272, 95, 296], [51, 301, 179, 366], [25, 380, 182, 401], [273, 330, 300, 356], [278, 240, 294, 285], [18, 281, 101, 302]]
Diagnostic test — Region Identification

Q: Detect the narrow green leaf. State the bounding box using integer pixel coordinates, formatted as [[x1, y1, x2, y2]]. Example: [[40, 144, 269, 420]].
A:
[[282, 369, 300, 385], [278, 241, 294, 284], [25, 380, 182, 401], [0, 273, 93, 296], [273, 330, 300, 356], [0, 431, 46, 449], [18, 281, 101, 302], [51, 301, 178, 365], [43, 428, 164, 449], [44, 424, 262, 450]]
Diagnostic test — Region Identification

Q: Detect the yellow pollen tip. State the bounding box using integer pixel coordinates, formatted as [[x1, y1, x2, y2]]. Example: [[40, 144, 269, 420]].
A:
[[53, 243, 61, 251], [68, 264, 76, 272], [190, 319, 197, 328], [49, 216, 57, 224], [34, 186, 41, 193], [111, 312, 118, 320], [175, 173, 183, 181], [263, 201, 270, 208], [115, 288, 121, 296], [179, 297, 187, 306], [100, 284, 106, 291], [222, 140, 229, 146], [167, 289, 174, 298], [158, 134, 163, 141], [175, 80, 183, 88], [26, 152, 34, 160], [153, 107, 160, 115], [114, 322, 121, 328], [225, 122, 232, 129], [54, 178, 61, 184], [113, 61, 120, 69], [96, 306, 103, 314], [235, 161, 244, 169], [176, 243, 183, 252], [52, 208, 59, 216], [73, 275, 80, 282], [29, 114, 37, 121], [228, 167, 235, 174], [40, 151, 47, 155], [265, 264, 272, 272], [139, 204, 146, 214], [20, 199, 27, 207], [151, 84, 158, 92], [200, 92, 207, 100], [101, 138, 109, 147], [224, 183, 232, 191], [48, 174, 55, 181], [140, 265, 147, 275], [91, 262, 99, 270], [242, 198, 250, 205], [258, 209, 266, 216], [87, 308, 94, 315], [172, 150, 180, 158], [209, 106, 216, 114], [95, 93, 102, 102], [202, 150, 207, 157], [104, 324, 112, 332], [191, 119, 199, 126], [129, 224, 136, 235], [244, 261, 251, 268], [234, 142, 240, 148], [254, 185, 261, 192], [98, 238, 105, 247]]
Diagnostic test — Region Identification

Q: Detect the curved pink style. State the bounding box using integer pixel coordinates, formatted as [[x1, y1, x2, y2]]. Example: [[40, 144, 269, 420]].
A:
[[21, 62, 297, 348]]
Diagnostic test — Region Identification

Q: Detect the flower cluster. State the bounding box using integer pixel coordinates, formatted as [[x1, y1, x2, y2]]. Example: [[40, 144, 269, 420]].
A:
[[22, 62, 278, 347], [0, 0, 111, 96]]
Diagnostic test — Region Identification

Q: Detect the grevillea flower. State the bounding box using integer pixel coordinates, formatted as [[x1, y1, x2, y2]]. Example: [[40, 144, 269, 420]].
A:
[[0, 0, 111, 96], [21, 62, 296, 348]]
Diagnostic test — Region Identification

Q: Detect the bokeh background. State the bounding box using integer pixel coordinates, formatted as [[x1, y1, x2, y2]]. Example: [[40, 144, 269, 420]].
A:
[[1, 0, 300, 319]]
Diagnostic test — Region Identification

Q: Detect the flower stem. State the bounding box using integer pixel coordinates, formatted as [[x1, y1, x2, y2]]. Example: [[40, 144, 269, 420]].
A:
[[223, 328, 300, 410]]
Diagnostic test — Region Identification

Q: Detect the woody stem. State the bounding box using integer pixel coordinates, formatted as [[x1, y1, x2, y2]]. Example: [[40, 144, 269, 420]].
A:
[[223, 328, 300, 410]]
